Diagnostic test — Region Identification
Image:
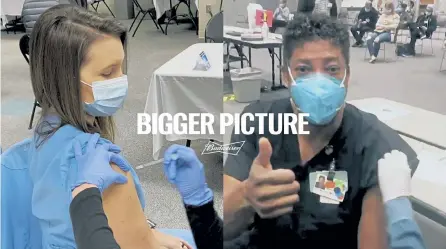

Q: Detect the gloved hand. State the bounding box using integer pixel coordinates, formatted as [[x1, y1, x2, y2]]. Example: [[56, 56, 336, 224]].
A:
[[378, 150, 412, 203], [72, 133, 130, 193], [163, 144, 213, 206]]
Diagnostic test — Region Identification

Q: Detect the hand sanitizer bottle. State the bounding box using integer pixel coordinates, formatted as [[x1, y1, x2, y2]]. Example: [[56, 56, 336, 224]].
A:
[[262, 21, 269, 39]]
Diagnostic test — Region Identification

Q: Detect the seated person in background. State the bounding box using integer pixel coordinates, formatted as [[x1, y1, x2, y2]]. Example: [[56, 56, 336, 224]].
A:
[[274, 0, 290, 21], [223, 12, 418, 249], [404, 5, 437, 56], [271, 0, 291, 33], [351, 1, 379, 47], [366, 2, 399, 63], [393, 3, 413, 43], [27, 5, 191, 249], [407, 1, 416, 21]]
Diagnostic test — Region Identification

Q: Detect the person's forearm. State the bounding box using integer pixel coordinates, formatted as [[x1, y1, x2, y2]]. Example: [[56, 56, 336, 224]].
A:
[[70, 187, 121, 249], [386, 197, 426, 249], [388, 23, 399, 30], [382, 23, 398, 30], [185, 201, 223, 249], [223, 181, 255, 240]]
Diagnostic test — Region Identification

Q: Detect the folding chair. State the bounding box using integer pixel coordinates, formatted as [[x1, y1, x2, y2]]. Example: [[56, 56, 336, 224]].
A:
[[204, 12, 246, 72], [204, 11, 223, 43], [164, 0, 197, 35], [4, 16, 25, 34], [90, 0, 115, 18], [129, 0, 164, 37], [72, 0, 88, 7], [363, 32, 398, 62], [416, 33, 434, 55], [19, 34, 40, 130], [395, 28, 410, 43]]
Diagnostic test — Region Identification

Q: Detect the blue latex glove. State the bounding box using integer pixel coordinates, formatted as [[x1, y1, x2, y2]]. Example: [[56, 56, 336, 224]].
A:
[[163, 144, 213, 206], [72, 133, 130, 193]]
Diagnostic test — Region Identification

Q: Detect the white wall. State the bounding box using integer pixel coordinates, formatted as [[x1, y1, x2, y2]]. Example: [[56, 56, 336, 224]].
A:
[[199, 0, 221, 38]]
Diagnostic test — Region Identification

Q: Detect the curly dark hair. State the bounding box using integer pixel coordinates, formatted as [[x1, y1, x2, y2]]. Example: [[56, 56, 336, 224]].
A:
[[283, 13, 350, 68]]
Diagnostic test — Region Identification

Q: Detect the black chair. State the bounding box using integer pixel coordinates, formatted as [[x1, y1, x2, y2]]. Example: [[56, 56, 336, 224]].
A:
[[164, 0, 197, 35], [4, 17, 25, 34], [129, 0, 164, 37], [203, 11, 248, 70], [72, 0, 88, 7], [90, 0, 115, 18], [19, 34, 40, 130], [204, 11, 223, 43]]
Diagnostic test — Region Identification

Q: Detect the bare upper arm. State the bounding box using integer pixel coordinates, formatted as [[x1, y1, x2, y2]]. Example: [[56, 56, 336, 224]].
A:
[[358, 187, 388, 249], [102, 163, 159, 249]]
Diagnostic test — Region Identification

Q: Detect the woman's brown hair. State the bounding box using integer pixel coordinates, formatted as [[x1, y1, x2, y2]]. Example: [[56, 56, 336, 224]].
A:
[[384, 2, 395, 13], [30, 5, 127, 144]]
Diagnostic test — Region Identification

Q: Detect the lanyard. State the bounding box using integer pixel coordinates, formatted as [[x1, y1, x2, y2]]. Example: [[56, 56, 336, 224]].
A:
[[325, 145, 336, 181]]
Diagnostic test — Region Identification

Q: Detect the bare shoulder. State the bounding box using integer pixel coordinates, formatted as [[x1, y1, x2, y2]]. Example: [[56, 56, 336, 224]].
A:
[[102, 163, 160, 249]]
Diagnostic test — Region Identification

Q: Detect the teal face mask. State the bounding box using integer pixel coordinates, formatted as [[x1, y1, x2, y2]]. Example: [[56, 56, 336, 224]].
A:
[[82, 75, 128, 117], [288, 68, 347, 125]]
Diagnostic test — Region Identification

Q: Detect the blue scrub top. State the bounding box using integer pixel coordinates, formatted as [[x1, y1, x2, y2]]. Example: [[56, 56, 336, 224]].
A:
[[29, 123, 145, 248]]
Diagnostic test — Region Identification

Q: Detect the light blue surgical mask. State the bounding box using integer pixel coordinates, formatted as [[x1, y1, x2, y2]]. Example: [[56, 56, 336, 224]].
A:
[[288, 68, 347, 125], [81, 75, 128, 117]]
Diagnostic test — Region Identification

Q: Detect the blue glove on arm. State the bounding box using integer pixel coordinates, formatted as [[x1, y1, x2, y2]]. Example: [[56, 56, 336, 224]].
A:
[[163, 144, 213, 206], [72, 133, 130, 193]]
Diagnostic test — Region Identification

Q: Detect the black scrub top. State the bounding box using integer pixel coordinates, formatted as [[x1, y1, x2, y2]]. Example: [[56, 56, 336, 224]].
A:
[[224, 98, 419, 249]]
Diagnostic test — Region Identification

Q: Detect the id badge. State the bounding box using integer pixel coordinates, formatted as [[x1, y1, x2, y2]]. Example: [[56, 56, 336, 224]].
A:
[[309, 171, 348, 202], [309, 172, 339, 204]]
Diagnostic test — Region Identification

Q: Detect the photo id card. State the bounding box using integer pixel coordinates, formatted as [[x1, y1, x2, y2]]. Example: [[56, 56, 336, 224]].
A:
[[310, 171, 348, 202]]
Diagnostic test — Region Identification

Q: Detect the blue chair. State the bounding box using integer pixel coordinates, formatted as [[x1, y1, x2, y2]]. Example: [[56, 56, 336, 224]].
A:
[[1, 139, 42, 249]]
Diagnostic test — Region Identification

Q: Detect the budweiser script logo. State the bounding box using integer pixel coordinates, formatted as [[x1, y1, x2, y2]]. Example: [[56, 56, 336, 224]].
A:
[[202, 141, 245, 155]]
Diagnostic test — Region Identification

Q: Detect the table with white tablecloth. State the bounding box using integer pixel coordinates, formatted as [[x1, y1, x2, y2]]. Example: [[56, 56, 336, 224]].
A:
[[144, 43, 223, 159]]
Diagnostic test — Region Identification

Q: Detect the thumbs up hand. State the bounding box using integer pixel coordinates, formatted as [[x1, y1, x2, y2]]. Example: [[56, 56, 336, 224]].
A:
[[243, 138, 300, 218]]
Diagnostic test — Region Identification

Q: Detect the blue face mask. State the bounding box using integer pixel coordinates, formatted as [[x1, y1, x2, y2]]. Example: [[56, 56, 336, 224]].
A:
[[288, 68, 347, 125], [82, 75, 128, 117]]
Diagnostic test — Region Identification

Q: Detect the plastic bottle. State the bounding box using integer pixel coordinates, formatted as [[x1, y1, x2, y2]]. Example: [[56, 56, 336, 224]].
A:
[[261, 21, 269, 39]]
